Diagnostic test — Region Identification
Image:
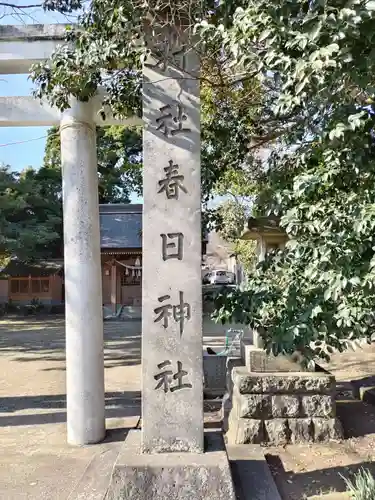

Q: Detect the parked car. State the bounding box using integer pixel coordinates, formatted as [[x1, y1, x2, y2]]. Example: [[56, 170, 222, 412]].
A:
[[203, 270, 235, 285]]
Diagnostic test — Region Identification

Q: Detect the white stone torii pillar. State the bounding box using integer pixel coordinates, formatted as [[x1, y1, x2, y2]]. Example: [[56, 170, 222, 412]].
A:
[[0, 24, 142, 446], [60, 99, 105, 445]]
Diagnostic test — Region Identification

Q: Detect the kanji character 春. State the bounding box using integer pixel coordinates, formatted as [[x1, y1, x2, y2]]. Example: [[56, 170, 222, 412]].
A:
[[157, 160, 187, 200]]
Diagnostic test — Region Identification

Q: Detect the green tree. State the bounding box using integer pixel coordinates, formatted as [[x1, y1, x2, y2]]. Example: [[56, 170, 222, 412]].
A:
[[200, 56, 263, 207], [216, 199, 257, 274], [3, 2, 268, 268], [0, 165, 60, 260], [0, 124, 142, 260], [28, 1, 265, 219], [43, 125, 142, 203], [37, 124, 142, 257], [208, 0, 375, 363], [28, 0, 375, 363]]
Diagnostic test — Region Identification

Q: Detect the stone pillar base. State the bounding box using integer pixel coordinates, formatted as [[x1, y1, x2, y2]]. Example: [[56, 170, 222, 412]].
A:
[[106, 430, 236, 500], [225, 367, 344, 445], [241, 339, 306, 373]]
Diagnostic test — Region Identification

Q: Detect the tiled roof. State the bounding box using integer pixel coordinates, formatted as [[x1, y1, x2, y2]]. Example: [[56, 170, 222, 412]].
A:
[[99, 204, 142, 249], [0, 205, 142, 277], [0, 259, 64, 277], [247, 216, 284, 233]]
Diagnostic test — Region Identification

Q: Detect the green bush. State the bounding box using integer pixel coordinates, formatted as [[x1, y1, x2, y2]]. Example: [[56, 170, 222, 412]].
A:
[[342, 468, 375, 500]]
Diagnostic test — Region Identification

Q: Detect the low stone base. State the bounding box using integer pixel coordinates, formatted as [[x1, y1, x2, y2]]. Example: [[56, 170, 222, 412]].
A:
[[241, 340, 306, 373], [105, 430, 236, 500], [226, 416, 343, 445]]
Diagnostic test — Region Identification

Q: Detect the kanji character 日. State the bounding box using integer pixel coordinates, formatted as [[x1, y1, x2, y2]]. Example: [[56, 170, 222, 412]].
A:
[[161, 232, 184, 261]]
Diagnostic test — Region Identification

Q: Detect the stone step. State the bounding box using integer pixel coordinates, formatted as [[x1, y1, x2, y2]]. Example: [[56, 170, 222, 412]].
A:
[[68, 439, 281, 500], [351, 376, 375, 404], [227, 444, 282, 500], [67, 444, 121, 500], [309, 494, 350, 500]]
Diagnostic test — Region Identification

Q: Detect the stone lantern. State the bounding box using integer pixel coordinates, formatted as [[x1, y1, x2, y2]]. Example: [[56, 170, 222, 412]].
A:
[[241, 216, 288, 262]]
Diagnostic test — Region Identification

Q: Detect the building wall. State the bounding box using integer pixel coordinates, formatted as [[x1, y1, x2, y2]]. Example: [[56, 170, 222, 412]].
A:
[[101, 254, 142, 309], [50, 275, 63, 302], [8, 277, 55, 304], [120, 285, 142, 305], [2, 254, 143, 308], [0, 279, 8, 303]]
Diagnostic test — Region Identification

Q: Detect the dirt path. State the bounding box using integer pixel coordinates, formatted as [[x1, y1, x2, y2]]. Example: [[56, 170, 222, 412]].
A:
[[4, 316, 374, 499], [0, 316, 228, 499], [0, 318, 141, 499], [266, 344, 375, 499]]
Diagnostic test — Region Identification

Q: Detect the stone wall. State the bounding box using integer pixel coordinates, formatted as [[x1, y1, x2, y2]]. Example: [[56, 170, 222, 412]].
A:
[[226, 367, 343, 445]]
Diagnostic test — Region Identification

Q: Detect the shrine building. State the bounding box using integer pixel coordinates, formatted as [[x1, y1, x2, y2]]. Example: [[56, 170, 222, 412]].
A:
[[0, 204, 142, 314]]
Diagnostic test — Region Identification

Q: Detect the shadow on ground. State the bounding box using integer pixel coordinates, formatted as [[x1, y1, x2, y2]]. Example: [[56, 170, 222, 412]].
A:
[[0, 391, 141, 427], [335, 380, 375, 438], [267, 454, 375, 499], [0, 319, 141, 369], [0, 316, 231, 372], [103, 426, 137, 444]]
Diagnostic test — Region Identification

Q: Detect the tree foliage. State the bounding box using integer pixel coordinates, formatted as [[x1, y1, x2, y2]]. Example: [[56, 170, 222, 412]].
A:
[[200, 57, 263, 206], [0, 165, 61, 260], [29, 0, 249, 115], [216, 199, 257, 273], [29, 0, 264, 228], [0, 125, 142, 260], [210, 0, 375, 363], [43, 125, 142, 203], [216, 199, 248, 243], [25, 0, 375, 361]]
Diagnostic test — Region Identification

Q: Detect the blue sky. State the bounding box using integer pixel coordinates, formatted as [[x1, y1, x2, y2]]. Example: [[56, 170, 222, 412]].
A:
[[0, 5, 79, 172], [0, 74, 48, 170], [0, 5, 142, 202]]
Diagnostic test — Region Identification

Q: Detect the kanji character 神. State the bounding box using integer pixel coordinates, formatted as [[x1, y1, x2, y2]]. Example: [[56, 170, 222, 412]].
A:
[[153, 291, 191, 337]]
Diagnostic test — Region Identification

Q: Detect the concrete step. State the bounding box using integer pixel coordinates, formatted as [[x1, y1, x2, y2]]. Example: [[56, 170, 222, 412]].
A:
[[68, 438, 281, 500], [227, 444, 282, 500], [351, 376, 375, 404], [67, 444, 121, 500], [309, 494, 350, 500]]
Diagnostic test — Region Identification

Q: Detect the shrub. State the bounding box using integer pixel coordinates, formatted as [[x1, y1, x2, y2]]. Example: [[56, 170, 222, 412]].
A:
[[342, 468, 375, 500]]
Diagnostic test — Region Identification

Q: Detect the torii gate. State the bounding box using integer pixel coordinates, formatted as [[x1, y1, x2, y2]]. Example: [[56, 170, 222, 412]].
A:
[[0, 24, 142, 446]]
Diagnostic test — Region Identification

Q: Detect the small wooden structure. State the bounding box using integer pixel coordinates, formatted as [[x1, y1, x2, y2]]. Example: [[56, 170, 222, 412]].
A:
[[0, 260, 63, 305]]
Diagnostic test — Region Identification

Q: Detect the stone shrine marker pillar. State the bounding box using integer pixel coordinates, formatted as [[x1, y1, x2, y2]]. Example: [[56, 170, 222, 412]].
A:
[[106, 23, 235, 500], [142, 26, 203, 454]]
